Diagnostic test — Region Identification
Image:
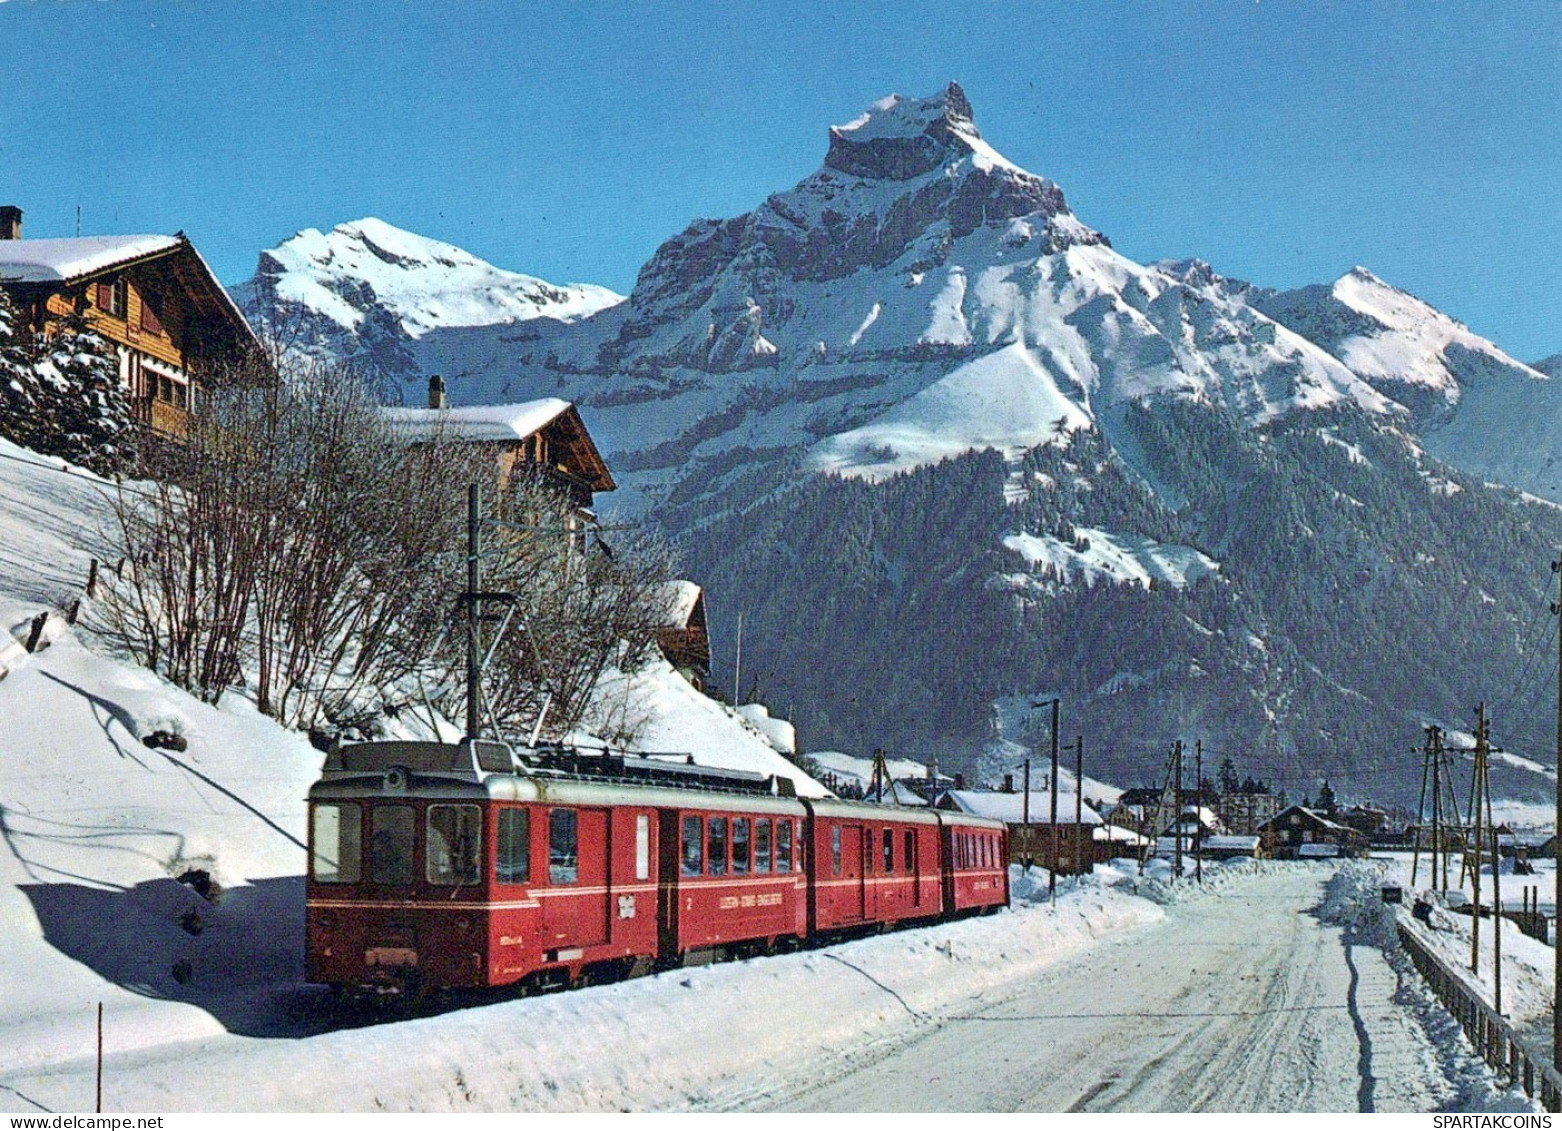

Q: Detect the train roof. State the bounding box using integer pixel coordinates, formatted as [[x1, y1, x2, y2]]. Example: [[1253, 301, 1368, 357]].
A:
[[310, 738, 810, 815]]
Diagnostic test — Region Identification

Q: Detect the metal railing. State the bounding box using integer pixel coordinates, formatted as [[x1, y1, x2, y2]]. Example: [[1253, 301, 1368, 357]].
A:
[[1398, 922, 1562, 1110]]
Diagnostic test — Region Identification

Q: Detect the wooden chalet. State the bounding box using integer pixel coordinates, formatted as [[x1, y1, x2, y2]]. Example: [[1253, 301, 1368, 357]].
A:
[[383, 378, 616, 519], [1257, 805, 1368, 860], [0, 207, 263, 437], [656, 580, 711, 690]]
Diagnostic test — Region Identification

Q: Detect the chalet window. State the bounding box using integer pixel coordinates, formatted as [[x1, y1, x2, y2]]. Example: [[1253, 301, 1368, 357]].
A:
[[754, 819, 772, 874], [883, 828, 894, 873], [140, 293, 164, 335], [706, 816, 728, 876], [368, 805, 415, 885], [680, 815, 703, 876], [96, 277, 127, 318], [779, 820, 795, 873], [549, 808, 579, 884], [731, 817, 750, 875], [495, 808, 530, 884], [426, 804, 481, 885], [311, 802, 361, 883]]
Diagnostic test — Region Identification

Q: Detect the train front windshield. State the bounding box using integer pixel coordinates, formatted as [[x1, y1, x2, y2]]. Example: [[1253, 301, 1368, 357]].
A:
[[311, 801, 483, 887]]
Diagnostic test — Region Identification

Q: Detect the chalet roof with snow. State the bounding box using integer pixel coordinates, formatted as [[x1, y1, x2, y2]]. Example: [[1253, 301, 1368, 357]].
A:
[[658, 580, 704, 629], [940, 789, 1102, 826], [0, 232, 261, 362], [0, 235, 183, 282], [382, 399, 615, 493]]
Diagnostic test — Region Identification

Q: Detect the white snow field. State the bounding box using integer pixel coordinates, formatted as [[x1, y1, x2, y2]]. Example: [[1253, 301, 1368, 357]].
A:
[[0, 441, 1536, 1113]]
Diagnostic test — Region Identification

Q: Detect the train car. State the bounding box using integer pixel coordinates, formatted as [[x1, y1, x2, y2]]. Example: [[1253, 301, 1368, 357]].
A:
[[803, 799, 944, 934], [305, 738, 804, 997], [658, 796, 808, 962], [938, 809, 1011, 914]]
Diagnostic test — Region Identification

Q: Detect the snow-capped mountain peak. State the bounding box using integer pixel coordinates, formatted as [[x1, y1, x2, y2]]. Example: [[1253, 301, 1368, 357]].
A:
[[234, 217, 623, 354], [825, 81, 1020, 180]]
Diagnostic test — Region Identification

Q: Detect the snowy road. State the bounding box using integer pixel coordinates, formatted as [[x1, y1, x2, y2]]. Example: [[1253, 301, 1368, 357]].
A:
[[721, 869, 1461, 1112]]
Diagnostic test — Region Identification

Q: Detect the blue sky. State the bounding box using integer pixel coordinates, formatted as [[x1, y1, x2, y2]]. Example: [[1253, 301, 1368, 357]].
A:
[[3, 1, 1559, 358]]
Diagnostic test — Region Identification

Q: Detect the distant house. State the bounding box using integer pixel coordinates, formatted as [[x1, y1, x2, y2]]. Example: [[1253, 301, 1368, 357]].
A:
[[1215, 790, 1281, 836], [0, 207, 263, 436], [656, 580, 711, 690], [1258, 805, 1368, 859], [383, 379, 615, 520], [939, 788, 1103, 875]]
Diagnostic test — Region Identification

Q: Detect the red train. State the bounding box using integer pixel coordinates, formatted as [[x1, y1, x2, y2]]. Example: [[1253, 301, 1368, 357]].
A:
[[305, 739, 1009, 998]]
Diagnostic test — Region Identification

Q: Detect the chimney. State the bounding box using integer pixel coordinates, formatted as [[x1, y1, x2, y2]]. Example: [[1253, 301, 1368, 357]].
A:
[[0, 206, 21, 241], [428, 374, 447, 410], [1003, 773, 1015, 793]]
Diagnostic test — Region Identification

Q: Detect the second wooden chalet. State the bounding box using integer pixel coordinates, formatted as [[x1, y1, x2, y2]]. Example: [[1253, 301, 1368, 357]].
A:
[[0, 207, 263, 437], [382, 378, 616, 521]]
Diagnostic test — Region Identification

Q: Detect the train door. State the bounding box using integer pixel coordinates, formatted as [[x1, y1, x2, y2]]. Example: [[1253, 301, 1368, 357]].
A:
[[541, 806, 611, 949], [840, 823, 866, 921]]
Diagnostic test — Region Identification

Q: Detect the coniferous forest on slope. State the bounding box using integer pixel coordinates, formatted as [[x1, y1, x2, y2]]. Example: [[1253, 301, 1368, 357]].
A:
[[675, 398, 1562, 804]]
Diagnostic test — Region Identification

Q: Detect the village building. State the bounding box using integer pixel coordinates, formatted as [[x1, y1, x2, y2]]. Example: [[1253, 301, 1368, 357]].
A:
[[0, 208, 263, 436], [382, 378, 616, 522], [1215, 789, 1282, 836], [1257, 805, 1368, 859], [655, 580, 711, 691]]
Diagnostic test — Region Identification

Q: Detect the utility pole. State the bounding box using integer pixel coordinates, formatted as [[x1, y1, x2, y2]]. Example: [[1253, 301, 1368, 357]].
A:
[[466, 483, 481, 740], [733, 611, 744, 706], [1412, 727, 1434, 887], [1022, 757, 1032, 870], [1195, 739, 1204, 884], [1470, 703, 1487, 975], [1554, 549, 1562, 1071], [1075, 735, 1084, 882], [1173, 740, 1184, 882], [1049, 698, 1060, 902]]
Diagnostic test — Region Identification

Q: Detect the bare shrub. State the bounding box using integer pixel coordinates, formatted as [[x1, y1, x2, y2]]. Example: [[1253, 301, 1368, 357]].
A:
[[100, 361, 674, 741]]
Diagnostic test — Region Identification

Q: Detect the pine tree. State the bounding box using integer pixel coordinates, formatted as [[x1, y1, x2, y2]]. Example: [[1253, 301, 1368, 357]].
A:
[[0, 292, 133, 474]]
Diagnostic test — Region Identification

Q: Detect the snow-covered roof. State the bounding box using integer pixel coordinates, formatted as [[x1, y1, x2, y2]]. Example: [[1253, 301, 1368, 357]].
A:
[[0, 235, 182, 282], [1203, 835, 1261, 850], [1095, 825, 1150, 845], [943, 789, 1102, 826], [659, 580, 703, 627], [381, 399, 573, 444]]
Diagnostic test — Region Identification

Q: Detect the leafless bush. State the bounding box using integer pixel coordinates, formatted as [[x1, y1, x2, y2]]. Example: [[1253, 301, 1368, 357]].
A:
[[99, 362, 675, 741]]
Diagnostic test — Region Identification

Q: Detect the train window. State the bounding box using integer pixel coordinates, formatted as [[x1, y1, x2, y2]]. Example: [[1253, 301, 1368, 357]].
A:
[[311, 802, 361, 883], [755, 819, 772, 874], [829, 825, 841, 876], [427, 804, 481, 885], [780, 820, 795, 872], [636, 814, 650, 881], [707, 817, 729, 876], [681, 815, 703, 876], [883, 828, 894, 873], [904, 830, 915, 873], [549, 809, 579, 884], [732, 818, 751, 875], [369, 805, 415, 885], [496, 808, 530, 884]]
